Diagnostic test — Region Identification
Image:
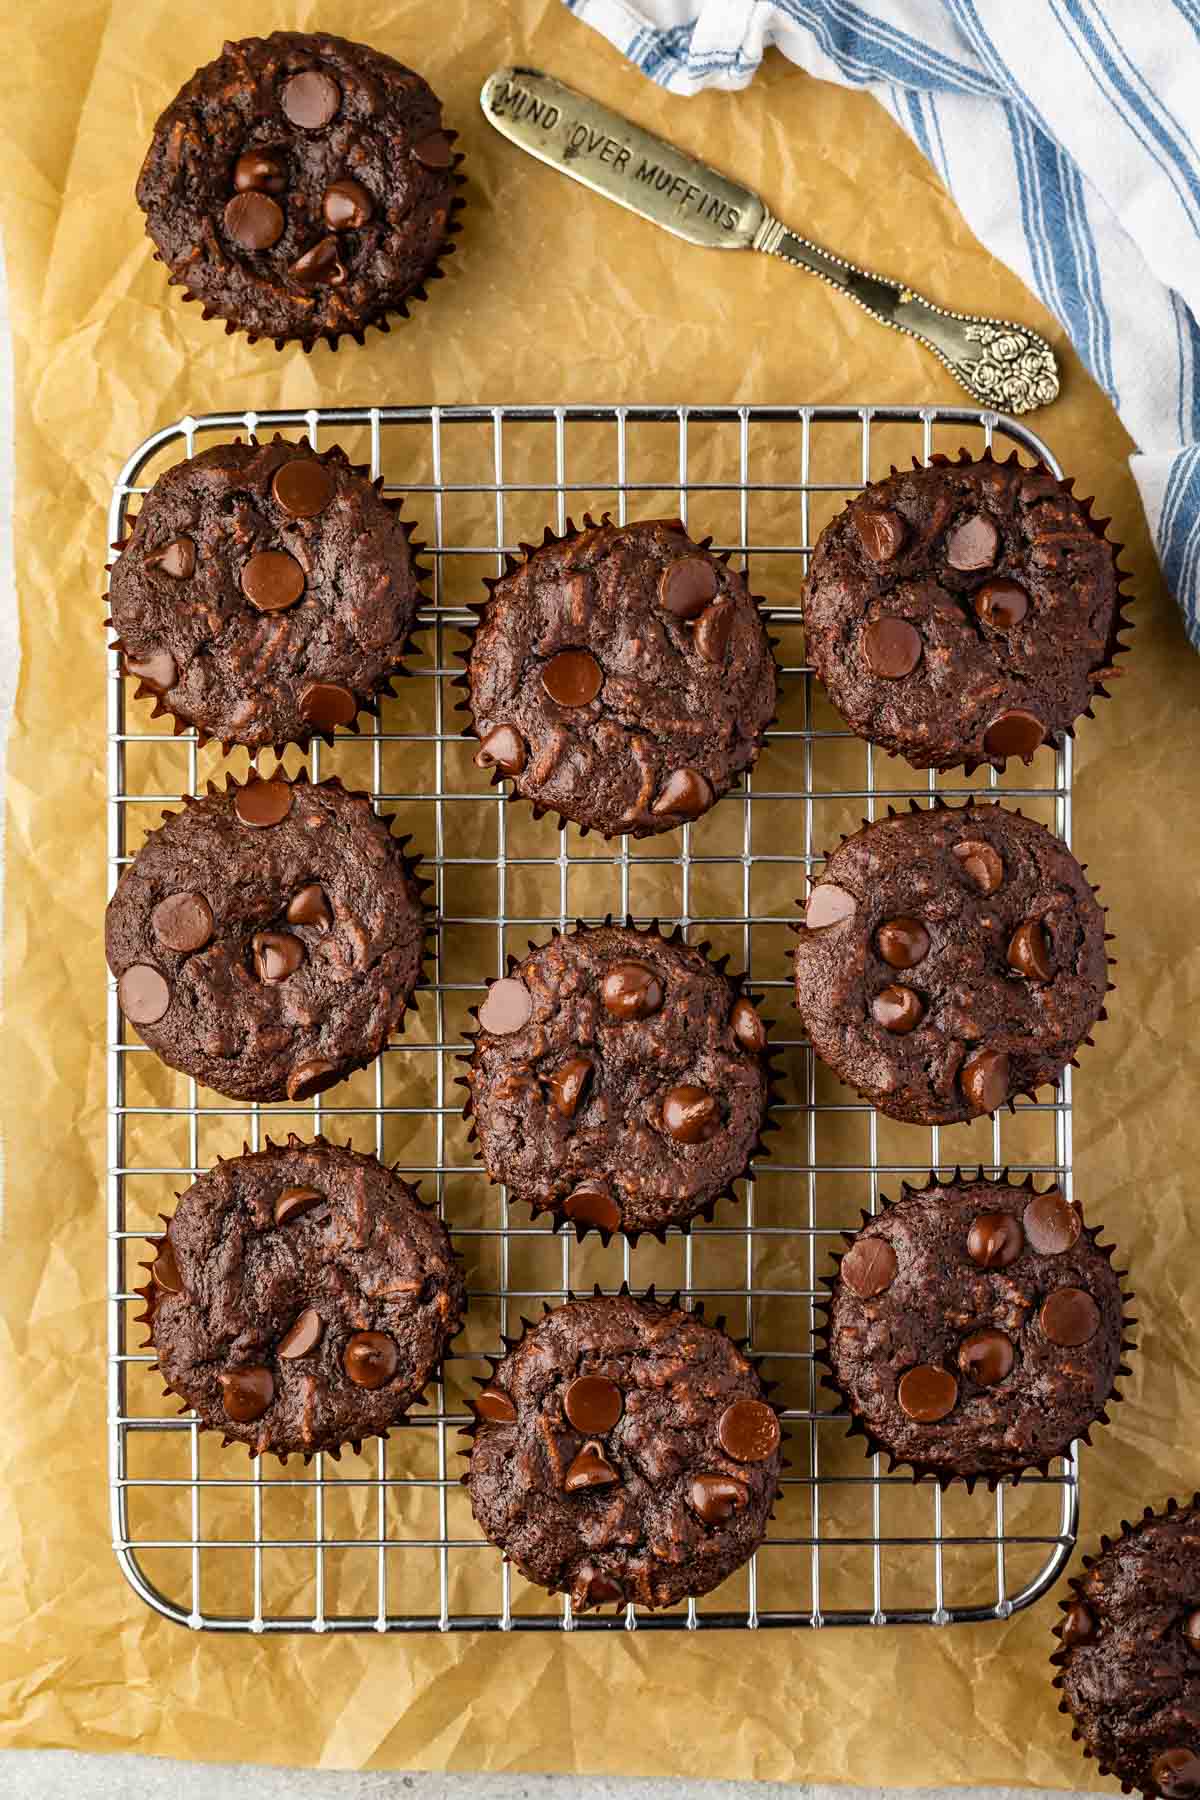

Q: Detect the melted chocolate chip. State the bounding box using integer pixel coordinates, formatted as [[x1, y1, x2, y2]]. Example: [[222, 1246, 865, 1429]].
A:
[[545, 1056, 593, 1118], [152, 891, 214, 953], [145, 536, 196, 580], [855, 507, 905, 562], [651, 768, 714, 821], [271, 458, 335, 518], [983, 709, 1045, 761], [300, 681, 357, 731], [564, 1375, 623, 1435], [343, 1331, 398, 1388], [277, 1307, 323, 1359], [717, 1398, 780, 1462], [659, 556, 718, 619], [411, 130, 453, 169], [478, 976, 532, 1036], [1023, 1191, 1082, 1256], [1060, 1599, 1096, 1646], [958, 1328, 1014, 1386], [281, 69, 341, 130], [118, 964, 170, 1025], [288, 236, 347, 286], [863, 616, 923, 679], [124, 648, 178, 692], [841, 1237, 898, 1299], [233, 780, 292, 828], [600, 960, 663, 1021], [897, 1364, 958, 1423], [730, 995, 767, 1053], [689, 1474, 750, 1523], [662, 1085, 720, 1144], [967, 1212, 1024, 1269], [241, 549, 306, 612], [475, 1383, 517, 1424], [564, 1440, 619, 1492], [876, 917, 930, 969], [1008, 919, 1053, 982], [274, 1184, 323, 1227], [151, 1241, 183, 1293], [952, 838, 1004, 894], [805, 884, 856, 928], [219, 1365, 274, 1423], [234, 148, 287, 194], [1040, 1286, 1100, 1346], [562, 1183, 620, 1234], [961, 1046, 1010, 1114], [871, 984, 924, 1033], [252, 930, 304, 984], [695, 598, 736, 664], [946, 513, 999, 571], [224, 190, 284, 250], [542, 649, 602, 707], [974, 579, 1029, 630], [286, 884, 331, 930], [475, 724, 526, 776], [323, 178, 374, 229], [286, 1058, 342, 1102]]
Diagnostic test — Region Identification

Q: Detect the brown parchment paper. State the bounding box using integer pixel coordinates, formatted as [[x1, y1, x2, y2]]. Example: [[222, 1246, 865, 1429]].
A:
[[1, 0, 1198, 1781]]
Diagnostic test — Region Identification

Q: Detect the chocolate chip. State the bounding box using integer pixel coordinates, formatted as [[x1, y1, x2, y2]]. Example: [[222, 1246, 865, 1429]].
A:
[[585, 1573, 624, 1607], [983, 708, 1045, 761], [946, 513, 999, 571], [855, 507, 905, 562], [474, 724, 526, 776], [288, 236, 347, 286], [219, 1365, 274, 1423], [871, 984, 924, 1034], [841, 1237, 898, 1299], [234, 779, 293, 828], [118, 964, 170, 1025], [717, 1398, 780, 1462], [600, 960, 663, 1021], [145, 536, 196, 579], [961, 1046, 1010, 1114], [695, 598, 736, 664], [252, 930, 304, 984], [689, 1474, 750, 1523], [974, 579, 1028, 629], [876, 917, 930, 969], [475, 1383, 517, 1424], [662, 1085, 720, 1144], [897, 1364, 958, 1423], [542, 649, 602, 707], [1060, 1599, 1096, 1646], [564, 1440, 619, 1492], [863, 616, 923, 679], [152, 891, 213, 953], [278, 1307, 323, 1359], [124, 648, 177, 692], [151, 1241, 183, 1293], [805, 884, 856, 928], [281, 69, 341, 129], [730, 995, 767, 1053], [411, 130, 453, 168], [1008, 919, 1053, 983], [659, 556, 718, 619], [478, 976, 531, 1035], [343, 1331, 398, 1389], [545, 1056, 592, 1118], [958, 1328, 1014, 1386], [651, 768, 714, 821], [1040, 1286, 1100, 1346], [272, 458, 335, 518], [1023, 1190, 1082, 1255], [1184, 1610, 1200, 1653], [952, 838, 1004, 894], [286, 884, 332, 930], [322, 177, 374, 229], [241, 549, 306, 612], [224, 190, 284, 250], [274, 1184, 323, 1227], [300, 681, 357, 731], [1153, 1749, 1200, 1797], [564, 1375, 623, 1434], [234, 148, 287, 194], [562, 1183, 620, 1234], [967, 1212, 1024, 1268], [286, 1058, 342, 1102]]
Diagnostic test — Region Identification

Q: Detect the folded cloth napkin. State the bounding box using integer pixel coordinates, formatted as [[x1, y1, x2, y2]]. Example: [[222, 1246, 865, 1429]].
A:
[[564, 0, 1200, 649]]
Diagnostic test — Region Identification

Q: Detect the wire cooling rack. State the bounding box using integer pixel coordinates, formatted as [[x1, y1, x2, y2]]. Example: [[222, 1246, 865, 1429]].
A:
[[107, 402, 1078, 1634]]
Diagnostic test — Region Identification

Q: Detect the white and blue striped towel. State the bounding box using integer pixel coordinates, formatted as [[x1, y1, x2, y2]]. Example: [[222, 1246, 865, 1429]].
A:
[[563, 0, 1200, 650]]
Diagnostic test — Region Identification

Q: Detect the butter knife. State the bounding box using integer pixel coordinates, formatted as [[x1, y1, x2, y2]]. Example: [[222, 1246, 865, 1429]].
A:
[[480, 66, 1059, 415]]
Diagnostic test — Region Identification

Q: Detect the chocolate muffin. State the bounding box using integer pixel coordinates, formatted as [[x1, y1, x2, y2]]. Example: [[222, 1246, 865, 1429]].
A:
[[465, 1292, 782, 1611], [142, 1136, 465, 1459], [108, 437, 424, 753], [106, 772, 427, 1102], [463, 517, 777, 837], [793, 800, 1110, 1125], [822, 1174, 1133, 1486], [463, 922, 774, 1240], [804, 452, 1129, 772], [1053, 1498, 1200, 1797], [136, 31, 463, 350]]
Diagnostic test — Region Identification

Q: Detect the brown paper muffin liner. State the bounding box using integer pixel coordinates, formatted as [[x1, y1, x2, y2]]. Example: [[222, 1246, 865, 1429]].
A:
[[458, 917, 783, 1245], [813, 1168, 1137, 1492], [458, 1283, 787, 1613], [792, 794, 1117, 1117], [105, 435, 431, 758], [158, 150, 467, 354], [134, 1132, 465, 1465], [1049, 1495, 1199, 1794], [809, 444, 1135, 776], [453, 513, 780, 839]]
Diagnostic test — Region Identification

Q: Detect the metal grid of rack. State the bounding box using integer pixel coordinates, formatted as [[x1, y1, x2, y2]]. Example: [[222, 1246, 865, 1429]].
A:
[[107, 402, 1078, 1633]]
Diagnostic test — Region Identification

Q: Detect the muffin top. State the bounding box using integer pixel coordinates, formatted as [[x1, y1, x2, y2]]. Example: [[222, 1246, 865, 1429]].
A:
[[105, 774, 426, 1103], [1054, 1498, 1200, 1799], [147, 1137, 465, 1459], [136, 31, 459, 347], [793, 801, 1110, 1125], [109, 437, 422, 752], [466, 1293, 782, 1611], [804, 455, 1125, 772], [465, 923, 772, 1239], [825, 1176, 1131, 1484], [465, 517, 777, 838]]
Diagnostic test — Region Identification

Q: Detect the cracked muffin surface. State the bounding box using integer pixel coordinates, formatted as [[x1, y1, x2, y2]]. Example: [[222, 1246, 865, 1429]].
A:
[[466, 1293, 781, 1610]]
